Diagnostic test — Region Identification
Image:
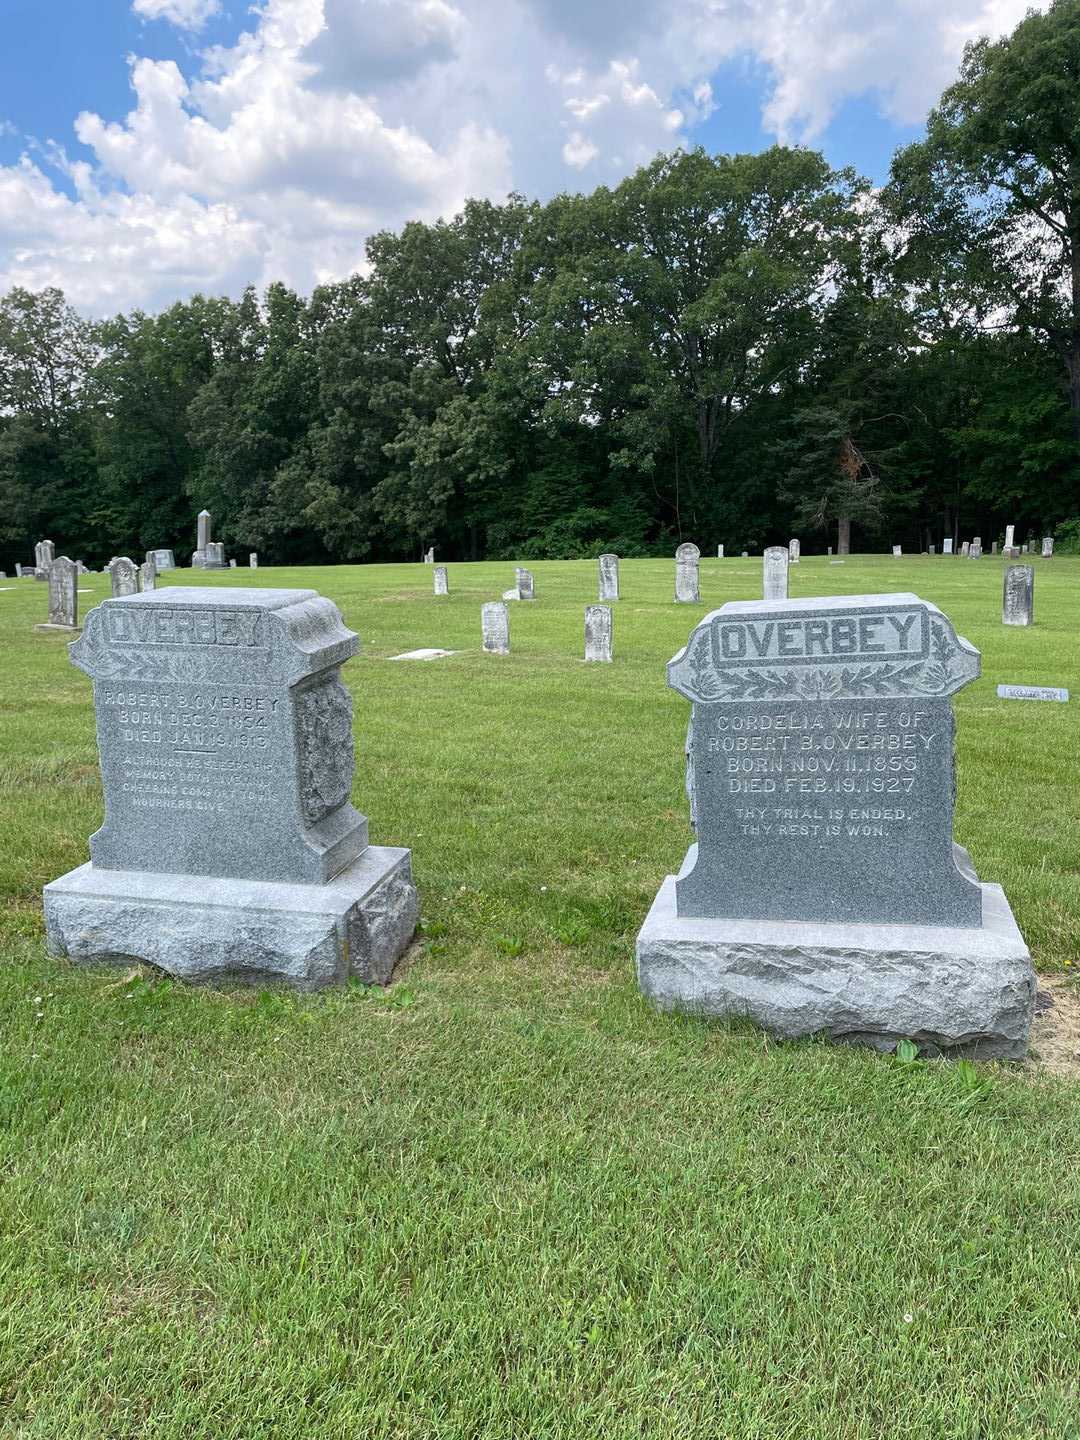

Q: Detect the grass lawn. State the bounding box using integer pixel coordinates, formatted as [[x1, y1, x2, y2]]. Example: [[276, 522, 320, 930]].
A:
[[1, 553, 1079, 1439]]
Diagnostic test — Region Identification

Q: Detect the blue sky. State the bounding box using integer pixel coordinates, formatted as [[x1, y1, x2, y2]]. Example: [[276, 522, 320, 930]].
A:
[[0, 0, 1034, 313]]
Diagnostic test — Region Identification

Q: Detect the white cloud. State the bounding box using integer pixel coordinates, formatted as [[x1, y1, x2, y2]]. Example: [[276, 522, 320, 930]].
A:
[[0, 0, 1050, 312], [132, 0, 221, 30]]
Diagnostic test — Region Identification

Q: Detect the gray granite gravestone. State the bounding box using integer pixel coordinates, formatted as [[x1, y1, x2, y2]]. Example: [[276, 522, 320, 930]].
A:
[[424, 547, 435, 564], [788, 539, 800, 564], [1002, 565, 1034, 627], [1042, 536, 1054, 558], [636, 592, 1034, 1058], [943, 538, 953, 555], [741, 550, 748, 559], [109, 557, 138, 598], [717, 545, 724, 559], [598, 553, 619, 601], [584, 605, 612, 663], [973, 535, 981, 550], [250, 553, 258, 568], [675, 543, 700, 603], [961, 541, 970, 556], [763, 546, 788, 602], [991, 542, 997, 555], [1004, 524, 1015, 552], [204, 541, 228, 570], [140, 560, 156, 592], [969, 542, 982, 559], [148, 549, 175, 571], [827, 547, 833, 557], [15, 563, 23, 578], [433, 565, 449, 596], [482, 601, 510, 654], [229, 559, 237, 569], [192, 510, 212, 568], [34, 539, 55, 580], [43, 587, 418, 989], [929, 545, 936, 555], [35, 557, 79, 633], [892, 545, 902, 557], [515, 567, 534, 600]]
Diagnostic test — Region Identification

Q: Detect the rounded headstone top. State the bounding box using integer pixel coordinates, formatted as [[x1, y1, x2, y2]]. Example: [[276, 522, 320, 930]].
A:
[[675, 543, 700, 561]]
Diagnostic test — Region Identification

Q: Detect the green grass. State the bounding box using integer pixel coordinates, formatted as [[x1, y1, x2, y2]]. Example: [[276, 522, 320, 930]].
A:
[[1, 554, 1079, 1439]]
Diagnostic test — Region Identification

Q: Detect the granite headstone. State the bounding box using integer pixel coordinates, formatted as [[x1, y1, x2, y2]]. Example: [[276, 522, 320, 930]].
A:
[[109, 557, 138, 598], [1042, 536, 1054, 558], [204, 541, 227, 570], [598, 553, 619, 601], [515, 567, 534, 601], [675, 543, 700, 603], [998, 684, 1067, 703], [433, 565, 449, 596], [943, 538, 953, 555], [763, 546, 788, 602], [1002, 565, 1034, 627], [636, 592, 1034, 1058], [140, 560, 157, 592], [482, 601, 510, 654], [44, 587, 418, 988], [148, 549, 176, 571], [35, 556, 78, 633], [584, 605, 612, 663], [192, 510, 212, 568], [250, 553, 259, 568]]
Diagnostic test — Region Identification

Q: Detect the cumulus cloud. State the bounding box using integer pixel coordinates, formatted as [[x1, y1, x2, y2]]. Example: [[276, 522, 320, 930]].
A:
[[132, 0, 222, 30], [0, 0, 1049, 312]]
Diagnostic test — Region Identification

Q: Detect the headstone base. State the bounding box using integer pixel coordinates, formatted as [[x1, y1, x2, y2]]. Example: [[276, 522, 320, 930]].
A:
[[33, 623, 81, 634], [44, 846, 418, 991], [636, 868, 1034, 1059]]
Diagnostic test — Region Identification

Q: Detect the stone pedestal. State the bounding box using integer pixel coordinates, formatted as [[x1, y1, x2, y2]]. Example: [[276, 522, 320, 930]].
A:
[[637, 864, 1033, 1060], [45, 846, 417, 990], [43, 586, 417, 990]]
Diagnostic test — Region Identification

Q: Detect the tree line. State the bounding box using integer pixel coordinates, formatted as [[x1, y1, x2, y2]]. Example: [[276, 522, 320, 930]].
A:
[[4, 0, 1080, 570]]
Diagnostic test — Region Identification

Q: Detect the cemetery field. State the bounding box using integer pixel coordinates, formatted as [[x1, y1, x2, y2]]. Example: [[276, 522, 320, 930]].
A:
[[2, 554, 1080, 1439]]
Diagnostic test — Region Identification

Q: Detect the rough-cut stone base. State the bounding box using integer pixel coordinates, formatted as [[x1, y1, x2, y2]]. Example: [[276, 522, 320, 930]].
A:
[[636, 874, 1035, 1059], [44, 846, 418, 991]]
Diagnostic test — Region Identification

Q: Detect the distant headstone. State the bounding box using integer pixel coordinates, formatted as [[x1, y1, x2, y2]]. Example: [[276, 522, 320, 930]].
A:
[[788, 538, 800, 564], [515, 567, 535, 600], [741, 550, 748, 559], [34, 539, 55, 580], [636, 592, 1034, 1058], [482, 601, 510, 654], [1004, 524, 1015, 552], [584, 605, 612, 663], [598, 553, 619, 601], [424, 547, 435, 564], [433, 565, 449, 596], [969, 542, 982, 559], [892, 545, 902, 558], [44, 586, 418, 988], [15, 563, 22, 578], [147, 549, 175, 571], [35, 556, 79, 633], [991, 542, 997, 556], [943, 538, 953, 555], [229, 559, 237, 569], [1042, 536, 1054, 558], [109, 557, 138, 598], [1026, 541, 1034, 555], [961, 541, 970, 557], [675, 543, 700, 603], [250, 553, 258, 568], [827, 546, 832, 557], [998, 684, 1068, 703], [1002, 565, 1034, 627], [192, 509, 212, 568], [139, 560, 157, 592], [204, 542, 228, 570], [929, 545, 936, 556], [763, 546, 789, 602], [716, 545, 724, 559], [972, 535, 981, 550]]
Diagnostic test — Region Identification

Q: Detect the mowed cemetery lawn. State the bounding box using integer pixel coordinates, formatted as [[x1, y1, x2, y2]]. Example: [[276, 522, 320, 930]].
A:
[[2, 553, 1080, 1439]]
